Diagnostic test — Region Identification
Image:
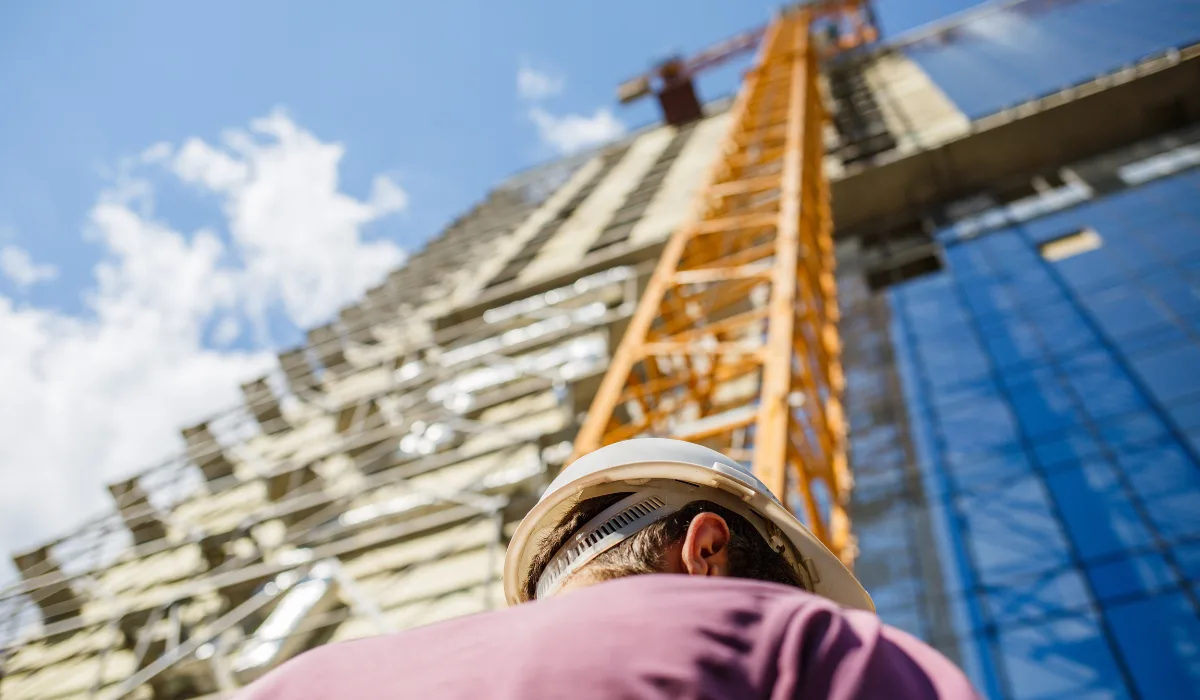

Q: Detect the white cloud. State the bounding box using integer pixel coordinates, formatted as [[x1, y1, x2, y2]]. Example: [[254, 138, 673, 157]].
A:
[[369, 175, 409, 215], [517, 64, 565, 100], [140, 141, 173, 164], [516, 61, 624, 156], [529, 106, 625, 155], [0, 205, 272, 566], [170, 109, 407, 328], [212, 317, 242, 346], [173, 138, 249, 192], [0, 245, 58, 289], [0, 110, 410, 563]]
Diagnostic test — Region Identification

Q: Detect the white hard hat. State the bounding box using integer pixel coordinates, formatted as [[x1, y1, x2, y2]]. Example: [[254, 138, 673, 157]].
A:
[[503, 438, 874, 612]]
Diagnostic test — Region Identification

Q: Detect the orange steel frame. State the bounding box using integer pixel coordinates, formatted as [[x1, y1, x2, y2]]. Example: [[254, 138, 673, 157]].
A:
[[574, 7, 860, 563]]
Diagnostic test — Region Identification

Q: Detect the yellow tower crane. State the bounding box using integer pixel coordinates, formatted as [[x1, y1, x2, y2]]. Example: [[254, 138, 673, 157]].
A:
[[573, 3, 878, 566]]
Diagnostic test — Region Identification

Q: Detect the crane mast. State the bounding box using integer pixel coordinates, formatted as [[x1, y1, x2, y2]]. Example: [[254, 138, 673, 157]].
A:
[[574, 5, 871, 564]]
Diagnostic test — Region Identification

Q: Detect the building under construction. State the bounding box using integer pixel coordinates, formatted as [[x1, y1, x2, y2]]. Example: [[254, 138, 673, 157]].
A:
[[3, 0, 1200, 698]]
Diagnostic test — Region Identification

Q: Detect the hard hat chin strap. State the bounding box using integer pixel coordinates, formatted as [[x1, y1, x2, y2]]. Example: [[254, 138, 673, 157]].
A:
[[534, 481, 798, 600]]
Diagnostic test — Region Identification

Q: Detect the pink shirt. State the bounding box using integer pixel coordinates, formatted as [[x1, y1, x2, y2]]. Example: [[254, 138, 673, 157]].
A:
[[238, 575, 980, 699]]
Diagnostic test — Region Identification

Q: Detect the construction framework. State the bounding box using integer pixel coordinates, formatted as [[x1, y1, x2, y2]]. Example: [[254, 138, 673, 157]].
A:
[[575, 7, 859, 562], [7, 2, 1197, 697]]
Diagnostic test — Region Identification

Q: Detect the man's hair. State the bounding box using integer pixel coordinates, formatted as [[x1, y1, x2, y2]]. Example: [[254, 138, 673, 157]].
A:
[[523, 492, 809, 601]]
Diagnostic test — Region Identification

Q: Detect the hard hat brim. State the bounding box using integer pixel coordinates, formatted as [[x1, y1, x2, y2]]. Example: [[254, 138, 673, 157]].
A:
[[503, 460, 875, 612]]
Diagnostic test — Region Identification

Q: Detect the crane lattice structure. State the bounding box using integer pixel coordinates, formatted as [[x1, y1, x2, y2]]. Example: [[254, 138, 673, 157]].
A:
[[575, 4, 875, 564]]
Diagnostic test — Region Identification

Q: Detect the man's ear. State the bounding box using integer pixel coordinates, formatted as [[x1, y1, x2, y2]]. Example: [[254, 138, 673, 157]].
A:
[[681, 512, 731, 577]]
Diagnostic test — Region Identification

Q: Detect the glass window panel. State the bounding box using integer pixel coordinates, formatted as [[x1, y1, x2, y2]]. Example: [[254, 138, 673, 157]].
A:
[[1105, 593, 1200, 700], [949, 449, 1035, 491], [1137, 490, 1200, 542], [1061, 358, 1148, 420], [1045, 462, 1155, 560], [1110, 315, 1193, 355], [1148, 172, 1200, 197], [962, 475, 1073, 581], [980, 323, 1047, 370], [1142, 270, 1200, 320], [1059, 349, 1121, 377], [904, 299, 972, 334], [916, 342, 991, 389], [1174, 541, 1200, 581], [1032, 429, 1104, 471], [1186, 433, 1200, 460], [911, 322, 979, 352], [1025, 211, 1092, 245], [1087, 553, 1179, 602], [894, 269, 956, 299], [1095, 413, 1171, 447], [931, 378, 1001, 408], [927, 375, 997, 407], [907, 0, 1200, 120], [893, 355, 923, 399], [997, 614, 1131, 700], [1006, 275, 1062, 308], [984, 567, 1094, 625], [1166, 397, 1200, 433], [1100, 237, 1159, 276], [1082, 288, 1174, 339], [1084, 189, 1141, 221], [995, 363, 1035, 391], [1140, 216, 1200, 260], [1007, 379, 1084, 440], [887, 168, 1200, 700], [960, 282, 1018, 322], [1023, 304, 1097, 356], [982, 230, 1036, 261], [1129, 342, 1200, 404], [1119, 443, 1200, 499], [910, 319, 977, 347], [945, 241, 995, 273], [1117, 443, 1200, 541], [937, 397, 1021, 458], [1055, 252, 1123, 292], [1006, 261, 1059, 287]]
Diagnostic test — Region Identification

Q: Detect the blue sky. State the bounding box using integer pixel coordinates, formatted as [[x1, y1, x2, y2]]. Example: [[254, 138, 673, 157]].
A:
[[0, 1, 986, 565], [0, 1, 983, 314]]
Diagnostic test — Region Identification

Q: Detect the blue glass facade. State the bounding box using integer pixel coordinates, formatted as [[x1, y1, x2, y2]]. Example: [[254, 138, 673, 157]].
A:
[[855, 169, 1200, 698], [902, 0, 1200, 118]]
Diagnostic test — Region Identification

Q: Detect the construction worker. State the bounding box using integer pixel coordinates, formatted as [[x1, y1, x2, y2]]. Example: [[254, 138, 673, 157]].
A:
[[237, 438, 980, 699]]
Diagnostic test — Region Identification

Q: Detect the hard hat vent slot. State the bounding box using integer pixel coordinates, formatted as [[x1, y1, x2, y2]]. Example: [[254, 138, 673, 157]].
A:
[[535, 494, 674, 600]]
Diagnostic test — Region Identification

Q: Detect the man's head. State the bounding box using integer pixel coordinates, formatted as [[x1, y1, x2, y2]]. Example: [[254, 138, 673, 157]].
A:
[[522, 492, 810, 601], [502, 438, 875, 611]]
